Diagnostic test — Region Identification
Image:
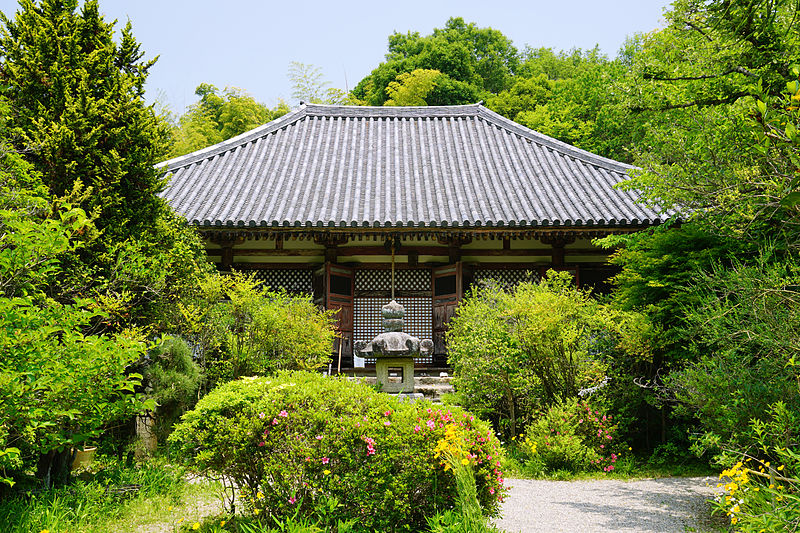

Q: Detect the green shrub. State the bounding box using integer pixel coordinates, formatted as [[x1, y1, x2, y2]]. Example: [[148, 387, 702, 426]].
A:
[[523, 398, 620, 473], [179, 272, 337, 388], [713, 403, 800, 531], [169, 371, 506, 531], [447, 271, 650, 439], [143, 337, 204, 440]]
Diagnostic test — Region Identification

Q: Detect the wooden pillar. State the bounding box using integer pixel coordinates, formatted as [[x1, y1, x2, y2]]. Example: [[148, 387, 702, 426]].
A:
[[541, 235, 575, 268], [212, 234, 245, 271], [314, 234, 349, 264], [438, 234, 472, 265]]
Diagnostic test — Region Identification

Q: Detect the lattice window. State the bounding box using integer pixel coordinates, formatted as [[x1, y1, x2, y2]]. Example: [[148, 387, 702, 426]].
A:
[[473, 268, 540, 289], [354, 297, 433, 365], [250, 269, 313, 293], [355, 269, 431, 292]]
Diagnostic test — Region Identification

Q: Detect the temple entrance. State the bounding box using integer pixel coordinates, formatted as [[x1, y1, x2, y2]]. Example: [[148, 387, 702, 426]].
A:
[[352, 268, 433, 367]]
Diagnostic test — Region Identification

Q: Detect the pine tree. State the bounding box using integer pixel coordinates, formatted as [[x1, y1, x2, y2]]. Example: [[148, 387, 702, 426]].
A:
[[0, 0, 211, 333], [0, 0, 171, 239]]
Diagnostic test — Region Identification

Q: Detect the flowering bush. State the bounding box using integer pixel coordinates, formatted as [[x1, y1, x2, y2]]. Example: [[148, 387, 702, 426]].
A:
[[712, 402, 800, 531], [523, 398, 620, 473], [168, 371, 506, 531]]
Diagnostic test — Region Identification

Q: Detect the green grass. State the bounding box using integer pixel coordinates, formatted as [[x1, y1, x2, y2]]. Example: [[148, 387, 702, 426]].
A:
[[0, 455, 222, 533], [500, 446, 717, 481]]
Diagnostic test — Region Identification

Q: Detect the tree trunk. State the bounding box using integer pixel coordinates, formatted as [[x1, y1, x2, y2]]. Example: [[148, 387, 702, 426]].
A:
[[36, 448, 73, 488]]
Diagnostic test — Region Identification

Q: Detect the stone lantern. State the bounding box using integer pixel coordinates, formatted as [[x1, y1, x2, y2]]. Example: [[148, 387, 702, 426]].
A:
[[354, 300, 433, 395]]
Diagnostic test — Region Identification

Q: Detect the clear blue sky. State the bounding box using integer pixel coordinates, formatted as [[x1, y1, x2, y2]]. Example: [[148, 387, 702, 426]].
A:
[[0, 0, 669, 114]]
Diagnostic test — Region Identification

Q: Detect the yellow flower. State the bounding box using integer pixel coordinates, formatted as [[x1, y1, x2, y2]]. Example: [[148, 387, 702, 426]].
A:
[[192, 523, 200, 530], [778, 465, 785, 471], [40, 530, 49, 533], [324, 469, 331, 475], [220, 521, 226, 527], [256, 491, 264, 500], [731, 516, 738, 525], [254, 508, 261, 515], [178, 518, 185, 523], [168, 506, 173, 511], [461, 458, 469, 466]]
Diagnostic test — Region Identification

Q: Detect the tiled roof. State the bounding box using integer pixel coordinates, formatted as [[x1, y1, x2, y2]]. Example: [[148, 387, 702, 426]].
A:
[[157, 103, 665, 229]]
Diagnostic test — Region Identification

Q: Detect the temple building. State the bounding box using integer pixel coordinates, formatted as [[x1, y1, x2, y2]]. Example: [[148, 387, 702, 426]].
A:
[[158, 103, 665, 368]]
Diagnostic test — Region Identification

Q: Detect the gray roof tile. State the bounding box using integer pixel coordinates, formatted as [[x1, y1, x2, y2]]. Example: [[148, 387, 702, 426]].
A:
[[157, 103, 666, 228]]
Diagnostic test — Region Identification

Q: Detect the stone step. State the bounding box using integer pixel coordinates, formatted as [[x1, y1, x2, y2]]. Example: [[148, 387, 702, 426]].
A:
[[415, 376, 453, 385], [344, 375, 455, 402]]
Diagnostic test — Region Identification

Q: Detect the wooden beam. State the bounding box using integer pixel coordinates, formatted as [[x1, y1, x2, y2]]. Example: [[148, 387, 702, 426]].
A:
[[207, 247, 610, 257]]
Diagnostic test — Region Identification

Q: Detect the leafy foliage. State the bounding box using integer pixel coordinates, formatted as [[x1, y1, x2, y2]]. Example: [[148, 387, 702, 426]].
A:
[[0, 0, 214, 334], [712, 402, 800, 531], [447, 271, 650, 438], [0, 150, 149, 488], [0, 0, 169, 239], [523, 398, 620, 473], [667, 254, 800, 456], [140, 337, 203, 440], [178, 272, 336, 388], [287, 62, 354, 106], [169, 372, 506, 531], [168, 84, 290, 158], [353, 17, 517, 106]]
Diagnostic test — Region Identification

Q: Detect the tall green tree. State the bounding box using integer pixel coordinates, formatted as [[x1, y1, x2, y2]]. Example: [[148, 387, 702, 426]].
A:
[[0, 0, 168, 239], [597, 0, 800, 464], [0, 0, 213, 332], [168, 83, 289, 158], [353, 17, 517, 106], [0, 99, 150, 489]]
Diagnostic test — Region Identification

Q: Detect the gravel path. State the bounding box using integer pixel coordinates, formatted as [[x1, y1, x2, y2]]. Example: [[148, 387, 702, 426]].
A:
[[494, 477, 722, 533]]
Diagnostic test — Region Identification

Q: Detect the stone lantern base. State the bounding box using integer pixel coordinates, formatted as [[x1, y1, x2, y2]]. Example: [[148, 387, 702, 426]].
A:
[[375, 357, 415, 394]]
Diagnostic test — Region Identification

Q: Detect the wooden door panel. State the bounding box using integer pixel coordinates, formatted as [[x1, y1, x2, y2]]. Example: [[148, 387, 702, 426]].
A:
[[326, 263, 354, 364], [328, 302, 353, 330], [431, 262, 462, 361]]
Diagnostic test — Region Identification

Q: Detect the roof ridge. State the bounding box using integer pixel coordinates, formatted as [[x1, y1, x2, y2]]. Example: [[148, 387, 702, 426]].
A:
[[303, 102, 482, 118]]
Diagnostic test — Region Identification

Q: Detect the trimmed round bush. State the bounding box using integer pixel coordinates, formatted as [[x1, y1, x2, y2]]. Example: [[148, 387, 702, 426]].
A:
[[168, 371, 506, 531]]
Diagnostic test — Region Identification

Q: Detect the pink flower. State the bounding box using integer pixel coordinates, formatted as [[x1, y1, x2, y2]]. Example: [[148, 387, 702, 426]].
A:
[[606, 435, 612, 440], [258, 441, 265, 447], [322, 457, 329, 464], [600, 444, 605, 449], [272, 418, 279, 425], [384, 411, 391, 417], [289, 496, 297, 504], [279, 410, 288, 417], [489, 488, 495, 494], [384, 421, 391, 427], [414, 425, 421, 433], [258, 412, 265, 419], [316, 435, 323, 440], [426, 420, 435, 430]]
